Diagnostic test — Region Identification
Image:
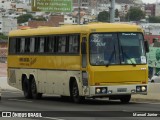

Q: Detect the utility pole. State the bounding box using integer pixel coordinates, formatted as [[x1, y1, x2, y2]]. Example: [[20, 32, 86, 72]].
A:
[[110, 0, 115, 23], [78, 0, 81, 24]]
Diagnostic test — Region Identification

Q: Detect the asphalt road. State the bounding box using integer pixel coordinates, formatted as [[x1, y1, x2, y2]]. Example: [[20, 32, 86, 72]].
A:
[[1, 90, 160, 120]]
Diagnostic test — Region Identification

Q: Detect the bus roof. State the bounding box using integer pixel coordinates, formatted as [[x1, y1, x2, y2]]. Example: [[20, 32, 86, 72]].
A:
[[9, 23, 143, 37]]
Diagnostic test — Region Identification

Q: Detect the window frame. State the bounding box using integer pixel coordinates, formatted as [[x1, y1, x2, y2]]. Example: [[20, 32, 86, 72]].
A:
[[89, 32, 146, 66], [8, 34, 80, 56]]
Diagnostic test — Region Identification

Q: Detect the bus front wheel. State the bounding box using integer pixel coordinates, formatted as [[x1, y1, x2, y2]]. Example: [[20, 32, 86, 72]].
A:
[[22, 77, 32, 99], [120, 95, 131, 103], [71, 81, 84, 103], [31, 78, 42, 99]]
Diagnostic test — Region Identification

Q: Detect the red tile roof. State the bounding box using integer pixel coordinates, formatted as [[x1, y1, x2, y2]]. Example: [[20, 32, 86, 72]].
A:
[[28, 15, 64, 28]]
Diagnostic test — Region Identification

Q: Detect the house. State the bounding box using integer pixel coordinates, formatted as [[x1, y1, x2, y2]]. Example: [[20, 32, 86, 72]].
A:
[[28, 15, 80, 28]]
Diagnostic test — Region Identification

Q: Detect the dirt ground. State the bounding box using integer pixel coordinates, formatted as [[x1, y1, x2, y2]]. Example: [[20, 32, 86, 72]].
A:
[[0, 63, 7, 77]]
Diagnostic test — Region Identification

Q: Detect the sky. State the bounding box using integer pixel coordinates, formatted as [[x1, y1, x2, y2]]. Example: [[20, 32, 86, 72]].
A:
[[142, 0, 157, 3]]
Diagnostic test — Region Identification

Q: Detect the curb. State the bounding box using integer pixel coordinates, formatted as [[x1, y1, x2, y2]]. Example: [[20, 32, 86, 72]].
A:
[[0, 77, 18, 90], [131, 98, 160, 102]]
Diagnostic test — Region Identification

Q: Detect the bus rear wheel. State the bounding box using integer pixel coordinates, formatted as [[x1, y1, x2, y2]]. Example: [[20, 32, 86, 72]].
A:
[[120, 95, 131, 103], [22, 77, 32, 99], [31, 78, 42, 99], [71, 81, 84, 103]]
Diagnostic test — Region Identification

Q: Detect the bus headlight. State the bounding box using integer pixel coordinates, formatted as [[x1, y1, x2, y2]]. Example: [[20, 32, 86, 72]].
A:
[[141, 86, 146, 92], [95, 87, 108, 94], [82, 71, 88, 86], [96, 88, 101, 94], [136, 86, 147, 92], [102, 88, 107, 93], [136, 86, 141, 92]]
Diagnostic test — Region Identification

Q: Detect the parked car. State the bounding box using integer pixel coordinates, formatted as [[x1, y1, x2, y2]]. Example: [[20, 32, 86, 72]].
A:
[[150, 71, 160, 83]]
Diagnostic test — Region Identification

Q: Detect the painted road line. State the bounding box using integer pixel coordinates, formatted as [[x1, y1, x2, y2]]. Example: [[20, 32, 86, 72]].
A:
[[2, 91, 22, 94], [133, 101, 160, 104], [43, 117, 65, 120]]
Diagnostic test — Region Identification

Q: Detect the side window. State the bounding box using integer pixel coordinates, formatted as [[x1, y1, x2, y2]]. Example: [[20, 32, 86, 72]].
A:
[[69, 35, 79, 53], [58, 36, 66, 53], [35, 37, 40, 53], [39, 37, 45, 53], [16, 38, 21, 53], [9, 38, 16, 54], [49, 36, 55, 53], [35, 37, 45, 53], [44, 36, 55, 53], [20, 38, 25, 53], [25, 38, 30, 53], [30, 37, 35, 53]]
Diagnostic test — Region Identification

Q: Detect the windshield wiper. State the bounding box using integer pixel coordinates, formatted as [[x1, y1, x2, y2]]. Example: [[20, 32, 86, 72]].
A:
[[121, 46, 136, 66]]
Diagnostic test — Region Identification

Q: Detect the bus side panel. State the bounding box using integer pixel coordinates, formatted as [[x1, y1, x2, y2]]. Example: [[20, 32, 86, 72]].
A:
[[45, 70, 65, 95], [37, 70, 83, 96], [37, 69, 46, 94]]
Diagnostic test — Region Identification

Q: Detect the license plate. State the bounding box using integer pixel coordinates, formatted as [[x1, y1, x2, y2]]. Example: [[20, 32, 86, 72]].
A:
[[117, 88, 127, 92]]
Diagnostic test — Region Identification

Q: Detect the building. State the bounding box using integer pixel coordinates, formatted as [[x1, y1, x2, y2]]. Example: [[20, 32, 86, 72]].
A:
[[28, 15, 64, 28], [155, 0, 160, 16], [0, 0, 16, 10], [140, 23, 160, 35], [145, 4, 155, 16], [144, 35, 160, 44], [16, 2, 31, 12], [0, 13, 17, 35], [63, 15, 77, 24]]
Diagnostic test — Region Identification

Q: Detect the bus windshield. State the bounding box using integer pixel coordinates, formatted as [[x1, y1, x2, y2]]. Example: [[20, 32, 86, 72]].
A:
[[89, 33, 146, 66]]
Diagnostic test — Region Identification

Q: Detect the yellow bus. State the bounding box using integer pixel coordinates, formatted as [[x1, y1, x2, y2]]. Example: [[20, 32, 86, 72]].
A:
[[8, 23, 149, 103]]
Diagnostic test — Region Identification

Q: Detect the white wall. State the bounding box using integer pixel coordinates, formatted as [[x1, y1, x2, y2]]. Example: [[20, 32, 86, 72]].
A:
[[16, 3, 31, 11], [155, 3, 160, 16], [64, 15, 76, 24], [1, 17, 17, 35], [0, 1, 12, 10], [140, 23, 160, 35]]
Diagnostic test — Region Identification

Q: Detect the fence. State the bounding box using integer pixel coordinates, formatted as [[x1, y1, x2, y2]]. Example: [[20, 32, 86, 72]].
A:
[[0, 47, 7, 63]]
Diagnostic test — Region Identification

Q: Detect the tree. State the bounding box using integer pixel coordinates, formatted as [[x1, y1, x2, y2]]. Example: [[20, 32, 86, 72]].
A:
[[17, 14, 33, 24], [0, 33, 8, 40], [97, 11, 110, 22], [149, 16, 160, 23], [125, 7, 145, 21]]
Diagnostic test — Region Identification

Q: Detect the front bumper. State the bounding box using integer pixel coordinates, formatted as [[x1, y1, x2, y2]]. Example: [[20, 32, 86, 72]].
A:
[[83, 84, 147, 97]]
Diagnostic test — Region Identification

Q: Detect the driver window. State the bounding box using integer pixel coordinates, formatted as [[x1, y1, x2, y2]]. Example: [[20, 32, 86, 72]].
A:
[[90, 36, 105, 64]]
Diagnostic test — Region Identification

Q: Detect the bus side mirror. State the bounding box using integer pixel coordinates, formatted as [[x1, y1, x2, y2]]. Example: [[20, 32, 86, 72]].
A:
[[81, 42, 86, 54], [144, 41, 149, 53]]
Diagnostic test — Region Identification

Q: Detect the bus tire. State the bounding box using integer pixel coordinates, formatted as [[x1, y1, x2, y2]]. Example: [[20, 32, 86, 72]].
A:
[[22, 77, 32, 99], [71, 81, 84, 103], [120, 95, 131, 103], [31, 78, 42, 99]]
